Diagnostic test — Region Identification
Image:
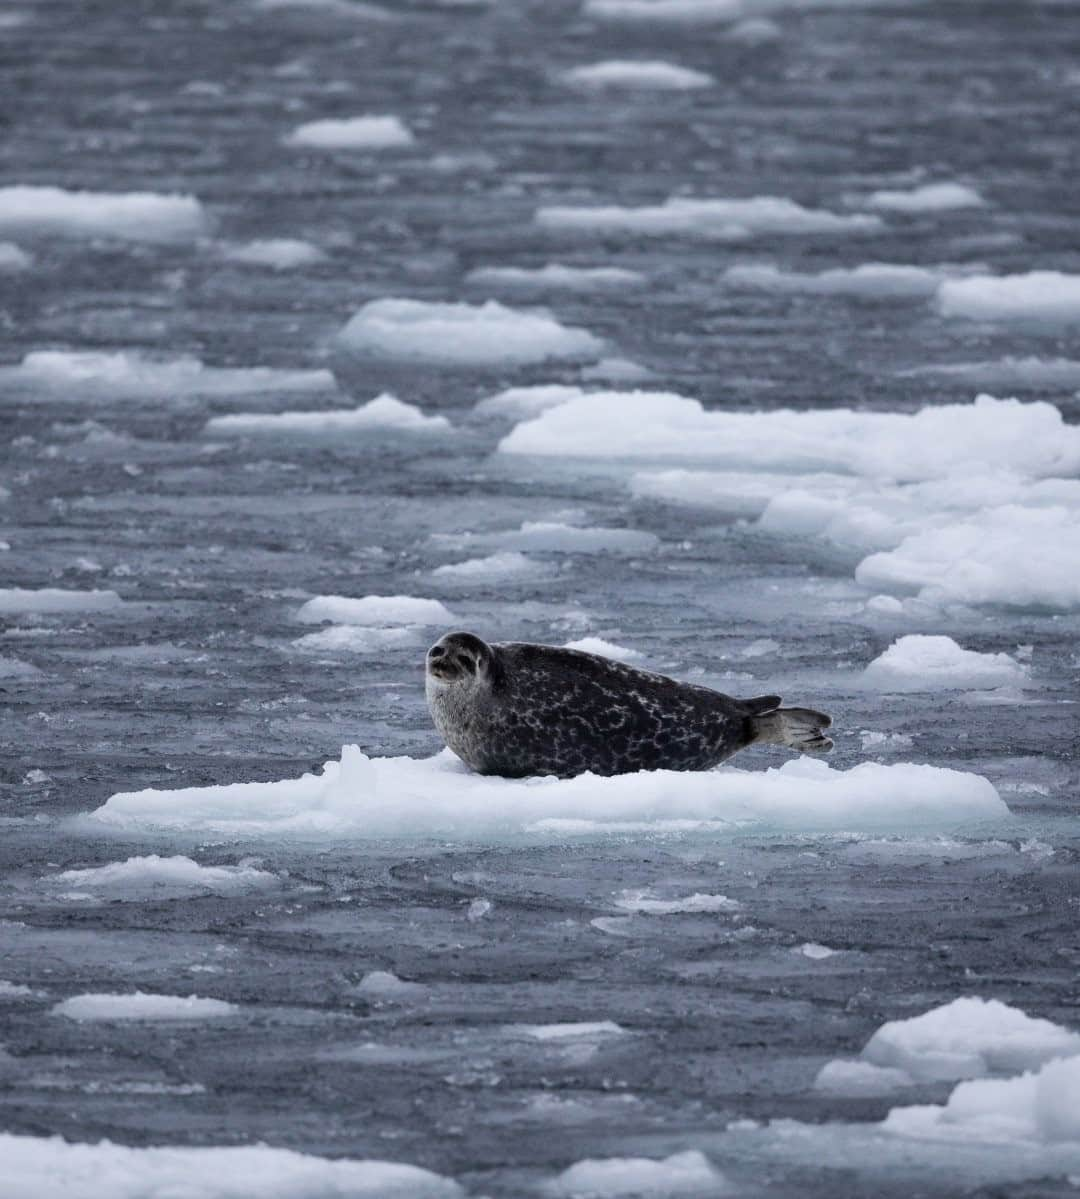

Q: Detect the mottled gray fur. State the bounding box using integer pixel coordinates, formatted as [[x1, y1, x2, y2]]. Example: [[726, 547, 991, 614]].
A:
[[425, 631, 833, 779]]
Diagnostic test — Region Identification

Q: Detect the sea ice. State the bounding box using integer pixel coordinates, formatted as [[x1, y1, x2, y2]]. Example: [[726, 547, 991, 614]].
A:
[[559, 60, 714, 89], [220, 238, 326, 268], [563, 637, 643, 662], [285, 114, 414, 149], [439, 521, 657, 555], [0, 241, 31, 271], [936, 271, 1080, 325], [900, 357, 1080, 391], [726, 15, 781, 40], [550, 1149, 725, 1196], [516, 1021, 626, 1040], [432, 551, 547, 581], [861, 635, 1028, 692], [82, 747, 1008, 839], [52, 992, 238, 1021], [0, 350, 335, 398], [861, 182, 984, 212], [204, 395, 449, 437], [0, 185, 207, 242], [291, 625, 418, 653], [475, 384, 592, 420], [614, 890, 741, 913], [2, 1134, 463, 1199], [813, 1059, 915, 1095], [536, 195, 882, 239], [723, 262, 952, 299], [296, 595, 454, 626], [466, 262, 645, 291], [339, 299, 603, 366], [354, 971, 428, 1002], [46, 855, 279, 898], [0, 588, 123, 614]]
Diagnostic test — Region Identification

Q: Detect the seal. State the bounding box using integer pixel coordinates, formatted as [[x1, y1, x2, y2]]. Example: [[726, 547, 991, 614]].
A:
[[425, 631, 833, 779]]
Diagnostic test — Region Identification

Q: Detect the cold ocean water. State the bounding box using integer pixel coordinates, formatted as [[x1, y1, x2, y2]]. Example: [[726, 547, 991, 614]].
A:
[[2, 0, 1080, 1195]]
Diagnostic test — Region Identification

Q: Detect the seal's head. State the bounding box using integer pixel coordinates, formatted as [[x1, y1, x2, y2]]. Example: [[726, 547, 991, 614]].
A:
[[425, 631, 495, 690]]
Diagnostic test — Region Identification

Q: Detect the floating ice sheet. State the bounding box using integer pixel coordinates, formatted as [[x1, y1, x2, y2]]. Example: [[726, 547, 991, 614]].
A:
[[861, 636, 1029, 693], [296, 595, 454, 626], [204, 394, 449, 437], [0, 185, 207, 243], [861, 182, 984, 212], [219, 238, 326, 268], [937, 271, 1080, 325], [559, 60, 714, 89], [466, 262, 645, 291], [285, 114, 414, 149], [723, 262, 957, 299], [550, 1149, 725, 1197], [45, 855, 279, 898], [82, 747, 1008, 840], [52, 992, 238, 1021]]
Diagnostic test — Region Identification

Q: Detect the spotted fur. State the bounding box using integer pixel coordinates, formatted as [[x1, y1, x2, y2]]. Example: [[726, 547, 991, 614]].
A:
[[425, 632, 832, 779]]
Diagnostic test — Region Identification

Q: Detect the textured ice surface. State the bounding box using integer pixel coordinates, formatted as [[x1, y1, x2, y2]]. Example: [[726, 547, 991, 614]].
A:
[[204, 395, 450, 437], [45, 855, 279, 898], [82, 747, 1007, 839], [563, 636, 643, 661], [861, 182, 984, 212], [861, 636, 1029, 692], [296, 595, 454, 626], [559, 60, 714, 89], [338, 299, 603, 365], [937, 271, 1080, 324], [466, 263, 646, 291], [219, 239, 326, 269], [551, 1149, 725, 1196], [284, 114, 414, 149], [0, 186, 206, 242], [52, 992, 239, 1021], [723, 262, 954, 299], [2, 1134, 463, 1199]]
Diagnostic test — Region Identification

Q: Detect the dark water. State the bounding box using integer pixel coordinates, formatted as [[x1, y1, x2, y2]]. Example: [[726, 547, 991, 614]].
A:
[[1, 0, 1079, 1194]]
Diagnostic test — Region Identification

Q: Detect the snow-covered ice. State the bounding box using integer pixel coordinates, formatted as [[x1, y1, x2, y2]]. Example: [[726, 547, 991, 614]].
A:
[[0, 186, 207, 242], [550, 1149, 725, 1196], [81, 747, 1008, 840], [354, 971, 428, 1002], [432, 551, 548, 581], [45, 855, 279, 898], [475, 384, 594, 420], [563, 636, 643, 661], [516, 1021, 626, 1040], [285, 114, 414, 149], [559, 60, 714, 89], [536, 196, 882, 239], [861, 636, 1029, 692], [936, 271, 1080, 324], [296, 595, 454, 626], [338, 299, 603, 366], [52, 992, 238, 1021], [465, 263, 645, 291], [219, 238, 326, 269], [723, 262, 956, 299], [861, 182, 984, 212], [291, 625, 419, 653], [1, 1134, 463, 1199], [204, 395, 449, 437], [613, 890, 741, 913], [0, 588, 123, 614]]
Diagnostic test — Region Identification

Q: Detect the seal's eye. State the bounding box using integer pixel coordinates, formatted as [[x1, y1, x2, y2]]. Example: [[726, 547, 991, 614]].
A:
[[459, 654, 476, 674]]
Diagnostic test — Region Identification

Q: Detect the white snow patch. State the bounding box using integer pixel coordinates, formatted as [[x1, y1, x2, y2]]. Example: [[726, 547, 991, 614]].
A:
[[205, 394, 448, 437], [861, 182, 984, 212], [0, 1133, 462, 1199], [614, 889, 741, 914], [564, 637, 643, 662], [339, 299, 603, 366], [0, 241, 31, 271], [0, 350, 334, 398], [220, 238, 325, 269], [795, 942, 836, 959], [723, 262, 954, 300], [516, 1021, 626, 1040], [46, 855, 279, 898], [0, 186, 207, 243], [0, 589, 123, 614], [559, 60, 714, 89], [52, 992, 238, 1022], [862, 636, 1028, 693], [432, 551, 547, 581], [285, 114, 414, 150], [537, 195, 882, 239], [466, 262, 645, 291], [937, 271, 1080, 325], [296, 595, 453, 626], [550, 1149, 725, 1196], [82, 747, 1008, 840]]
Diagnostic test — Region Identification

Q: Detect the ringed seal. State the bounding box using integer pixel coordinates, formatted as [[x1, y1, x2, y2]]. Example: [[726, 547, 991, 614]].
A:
[[425, 631, 833, 779]]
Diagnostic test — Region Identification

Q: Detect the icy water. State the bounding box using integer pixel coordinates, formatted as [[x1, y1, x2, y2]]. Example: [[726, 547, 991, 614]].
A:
[[2, 0, 1080, 1195]]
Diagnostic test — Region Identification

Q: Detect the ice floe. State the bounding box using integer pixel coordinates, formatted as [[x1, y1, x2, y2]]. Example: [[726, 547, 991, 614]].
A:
[[723, 262, 957, 300], [0, 185, 207, 243], [354, 971, 428, 1002], [466, 262, 645, 291], [45, 855, 279, 898], [297, 594, 453, 626], [2, 1134, 462, 1199], [517, 1021, 626, 1041], [435, 521, 658, 555], [899, 356, 1080, 391], [936, 271, 1080, 325], [536, 195, 882, 239], [0, 588, 123, 614], [204, 395, 449, 437], [432, 551, 548, 581], [550, 1149, 725, 1197], [563, 637, 643, 662], [614, 889, 741, 913], [220, 238, 326, 268], [475, 384, 593, 420], [52, 992, 238, 1021], [861, 182, 984, 212], [285, 114, 414, 149], [292, 625, 418, 653], [0, 350, 335, 398], [861, 636, 1029, 693], [339, 298, 603, 366], [81, 747, 1008, 840], [559, 60, 714, 89], [0, 241, 31, 271]]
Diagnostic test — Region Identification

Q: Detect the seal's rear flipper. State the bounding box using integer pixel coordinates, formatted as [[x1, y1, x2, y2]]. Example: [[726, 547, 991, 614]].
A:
[[752, 706, 833, 754]]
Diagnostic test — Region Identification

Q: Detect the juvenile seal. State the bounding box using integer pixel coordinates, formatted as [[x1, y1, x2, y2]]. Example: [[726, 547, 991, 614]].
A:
[[425, 631, 832, 779]]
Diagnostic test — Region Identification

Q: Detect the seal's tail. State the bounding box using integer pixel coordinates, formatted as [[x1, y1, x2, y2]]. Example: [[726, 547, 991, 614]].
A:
[[747, 698, 833, 754]]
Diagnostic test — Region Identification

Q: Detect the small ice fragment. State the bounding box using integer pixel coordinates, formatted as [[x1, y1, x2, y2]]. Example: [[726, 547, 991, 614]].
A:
[[551, 1149, 724, 1196], [564, 637, 643, 662], [221, 238, 325, 269], [466, 898, 492, 921], [52, 992, 237, 1021], [795, 942, 836, 959], [285, 115, 414, 150], [861, 182, 984, 212], [862, 635, 1028, 692], [559, 60, 714, 90]]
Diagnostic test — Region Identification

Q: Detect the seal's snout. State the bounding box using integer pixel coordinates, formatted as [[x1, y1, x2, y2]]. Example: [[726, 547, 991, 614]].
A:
[[426, 640, 460, 681]]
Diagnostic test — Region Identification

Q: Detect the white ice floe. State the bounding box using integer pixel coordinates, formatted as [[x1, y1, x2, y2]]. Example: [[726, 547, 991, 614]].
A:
[[0, 350, 334, 398], [581, 357, 652, 383], [516, 1021, 626, 1040], [0, 981, 41, 1000], [794, 942, 836, 959], [46, 855, 279, 898], [861, 182, 984, 212], [432, 551, 547, 581], [204, 395, 449, 437], [82, 747, 1008, 840], [1, 1134, 462, 1199], [900, 356, 1080, 391], [536, 195, 882, 239], [339, 298, 603, 366], [550, 1149, 725, 1197], [563, 637, 643, 662], [437, 521, 658, 555], [614, 889, 741, 913], [354, 971, 428, 1002], [475, 384, 593, 420], [285, 114, 414, 150], [220, 238, 326, 268], [297, 595, 453, 626], [862, 636, 1029, 693], [52, 992, 238, 1021], [726, 15, 781, 41], [466, 262, 645, 291], [0, 588, 123, 614], [291, 625, 418, 653], [936, 271, 1080, 325], [559, 60, 714, 89], [723, 262, 955, 300], [0, 186, 207, 243], [0, 241, 31, 271]]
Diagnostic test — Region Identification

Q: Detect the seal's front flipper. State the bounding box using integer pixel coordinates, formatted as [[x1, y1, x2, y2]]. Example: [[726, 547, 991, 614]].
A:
[[752, 706, 833, 754]]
